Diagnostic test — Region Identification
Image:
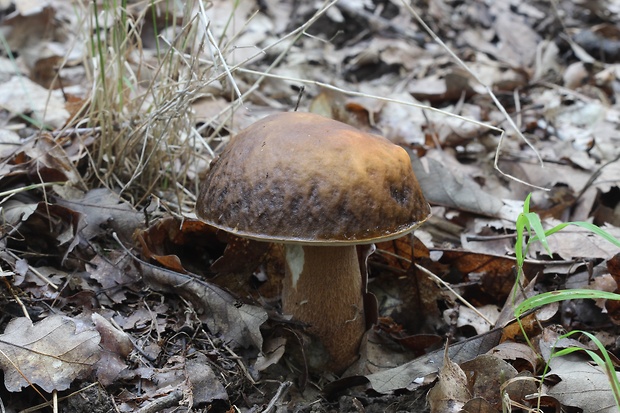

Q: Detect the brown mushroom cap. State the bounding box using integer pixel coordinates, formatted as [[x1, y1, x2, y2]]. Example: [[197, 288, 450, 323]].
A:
[[196, 112, 430, 244]]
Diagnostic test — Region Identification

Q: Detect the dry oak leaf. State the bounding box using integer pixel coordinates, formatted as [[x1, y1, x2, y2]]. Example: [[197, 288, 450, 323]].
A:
[[0, 315, 101, 392]]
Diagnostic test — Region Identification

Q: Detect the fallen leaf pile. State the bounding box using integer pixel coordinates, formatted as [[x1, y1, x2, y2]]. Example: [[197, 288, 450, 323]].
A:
[[0, 0, 620, 412]]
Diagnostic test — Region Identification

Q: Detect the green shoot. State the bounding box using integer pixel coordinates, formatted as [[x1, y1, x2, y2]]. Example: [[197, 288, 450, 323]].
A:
[[513, 194, 620, 410]]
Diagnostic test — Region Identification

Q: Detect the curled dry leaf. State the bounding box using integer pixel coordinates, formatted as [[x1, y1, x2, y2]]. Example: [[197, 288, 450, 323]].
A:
[[372, 236, 446, 334], [488, 342, 539, 372], [55, 187, 143, 243], [92, 313, 133, 358], [438, 249, 539, 299], [254, 337, 286, 372], [92, 313, 132, 386], [0, 315, 101, 392], [408, 71, 478, 105], [0, 194, 92, 271], [22, 134, 82, 184], [135, 216, 282, 302], [605, 253, 620, 323], [444, 304, 500, 335], [135, 217, 223, 275], [460, 354, 518, 408], [502, 373, 539, 411], [427, 345, 471, 413]]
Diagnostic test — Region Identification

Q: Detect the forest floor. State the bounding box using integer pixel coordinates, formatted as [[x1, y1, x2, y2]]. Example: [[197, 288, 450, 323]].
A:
[[1, 0, 620, 412]]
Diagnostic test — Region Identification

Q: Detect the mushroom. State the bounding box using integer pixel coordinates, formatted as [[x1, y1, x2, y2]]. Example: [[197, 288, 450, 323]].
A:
[[196, 112, 430, 373]]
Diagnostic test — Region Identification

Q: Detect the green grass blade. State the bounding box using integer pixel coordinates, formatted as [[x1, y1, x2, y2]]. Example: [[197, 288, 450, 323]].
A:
[[524, 212, 551, 255], [515, 289, 620, 318], [530, 221, 620, 248]]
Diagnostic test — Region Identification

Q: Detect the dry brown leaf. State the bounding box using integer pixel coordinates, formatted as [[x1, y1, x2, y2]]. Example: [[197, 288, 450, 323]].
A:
[[605, 253, 620, 323], [1, 197, 38, 228], [87, 253, 140, 305], [410, 150, 508, 218], [544, 353, 620, 413], [55, 187, 143, 243], [376, 95, 427, 146], [500, 304, 558, 343], [123, 352, 227, 409], [0, 76, 69, 128], [427, 345, 471, 413], [92, 313, 132, 386], [461, 354, 518, 408], [409, 71, 478, 105], [461, 397, 499, 413], [187, 353, 228, 404], [92, 313, 133, 358], [0, 128, 21, 159], [372, 232, 441, 337], [364, 329, 502, 394], [21, 134, 82, 184], [140, 259, 267, 349], [5, 201, 87, 267], [367, 317, 442, 367], [134, 217, 223, 275], [502, 373, 540, 409], [531, 219, 620, 260], [439, 250, 534, 299], [254, 337, 286, 372], [494, 13, 540, 68], [445, 305, 500, 335], [309, 88, 376, 132], [136, 216, 284, 301], [488, 342, 539, 372], [0, 315, 100, 392]]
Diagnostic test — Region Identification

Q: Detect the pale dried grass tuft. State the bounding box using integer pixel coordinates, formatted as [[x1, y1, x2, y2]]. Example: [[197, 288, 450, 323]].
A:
[[76, 0, 356, 215], [82, 0, 226, 213]]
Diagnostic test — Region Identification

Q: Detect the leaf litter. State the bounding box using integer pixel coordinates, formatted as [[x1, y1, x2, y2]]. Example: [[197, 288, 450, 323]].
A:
[[0, 0, 619, 412]]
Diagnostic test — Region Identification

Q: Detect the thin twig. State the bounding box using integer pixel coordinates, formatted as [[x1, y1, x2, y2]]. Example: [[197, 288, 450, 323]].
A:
[[262, 381, 292, 413], [19, 383, 100, 413], [223, 342, 257, 385], [4, 250, 58, 290], [573, 152, 620, 206], [197, 0, 243, 103], [11, 288, 29, 319], [134, 391, 183, 413], [415, 263, 494, 326], [402, 1, 549, 191], [48, 127, 103, 137], [0, 182, 64, 202], [194, 0, 341, 137]]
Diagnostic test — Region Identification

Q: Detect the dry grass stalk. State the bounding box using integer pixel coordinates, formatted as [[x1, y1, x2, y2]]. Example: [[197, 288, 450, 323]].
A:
[[82, 0, 221, 212]]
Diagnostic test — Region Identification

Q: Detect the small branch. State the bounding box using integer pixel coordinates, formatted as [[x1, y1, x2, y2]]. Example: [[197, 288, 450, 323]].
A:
[[135, 391, 183, 413], [262, 381, 292, 413], [415, 263, 494, 326]]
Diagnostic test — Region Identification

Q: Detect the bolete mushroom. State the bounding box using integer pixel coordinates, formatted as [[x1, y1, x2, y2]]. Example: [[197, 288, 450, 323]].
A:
[[196, 112, 430, 373]]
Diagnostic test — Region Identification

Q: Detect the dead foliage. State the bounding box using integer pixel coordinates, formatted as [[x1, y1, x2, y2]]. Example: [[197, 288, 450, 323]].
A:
[[0, 0, 620, 412]]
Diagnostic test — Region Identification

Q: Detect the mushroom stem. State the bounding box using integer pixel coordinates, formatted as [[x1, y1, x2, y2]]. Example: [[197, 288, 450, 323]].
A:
[[282, 244, 366, 373]]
